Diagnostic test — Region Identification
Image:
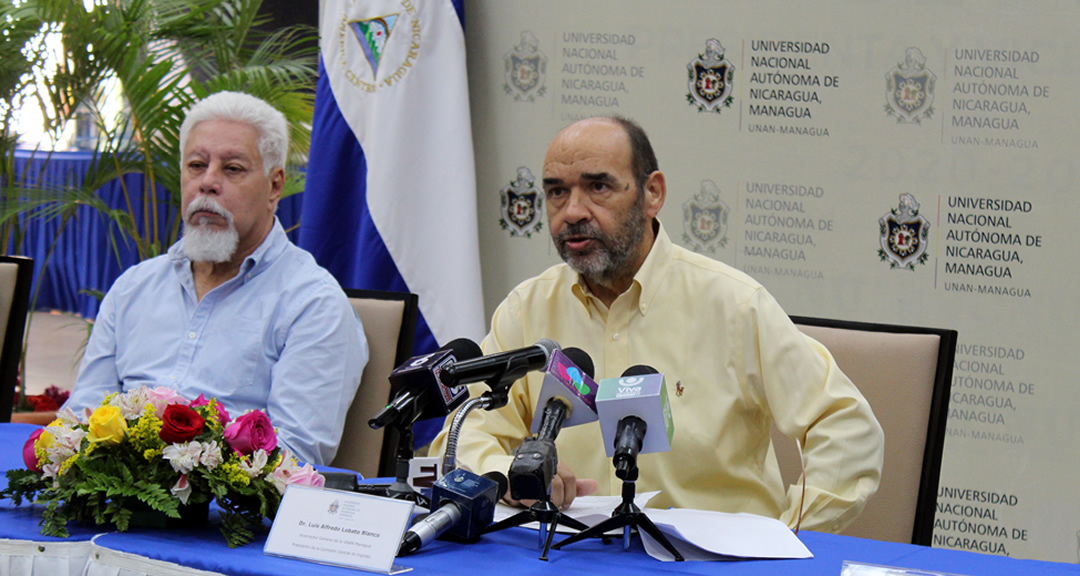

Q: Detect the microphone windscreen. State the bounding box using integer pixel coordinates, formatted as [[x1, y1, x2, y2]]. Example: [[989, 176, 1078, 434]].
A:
[[442, 337, 483, 361], [481, 471, 509, 501], [535, 338, 560, 360], [562, 347, 595, 379], [622, 364, 659, 377]]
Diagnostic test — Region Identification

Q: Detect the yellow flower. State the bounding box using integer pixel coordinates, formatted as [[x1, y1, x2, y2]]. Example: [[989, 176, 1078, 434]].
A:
[[128, 406, 164, 456], [34, 429, 55, 467], [87, 405, 128, 444]]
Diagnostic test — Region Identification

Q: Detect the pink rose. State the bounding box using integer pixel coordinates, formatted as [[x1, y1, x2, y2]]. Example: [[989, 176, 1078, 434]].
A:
[[145, 387, 188, 418], [22, 429, 44, 472], [223, 411, 277, 456], [273, 462, 325, 491], [191, 394, 231, 425]]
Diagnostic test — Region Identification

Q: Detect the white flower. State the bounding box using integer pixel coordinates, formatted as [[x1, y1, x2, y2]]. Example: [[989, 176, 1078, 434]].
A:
[[238, 449, 268, 478], [41, 462, 61, 479], [44, 426, 85, 465], [270, 450, 300, 494], [171, 475, 192, 505], [56, 407, 83, 426], [163, 442, 204, 474], [199, 441, 223, 470], [113, 386, 150, 419]]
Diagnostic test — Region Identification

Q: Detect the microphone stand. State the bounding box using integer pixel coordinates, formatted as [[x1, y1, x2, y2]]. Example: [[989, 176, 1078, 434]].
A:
[[551, 454, 684, 561], [384, 411, 430, 509], [481, 486, 589, 561], [481, 373, 590, 561]]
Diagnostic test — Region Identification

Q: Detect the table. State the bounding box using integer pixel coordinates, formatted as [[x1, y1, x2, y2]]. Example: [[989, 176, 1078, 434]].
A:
[[3, 423, 1079, 576]]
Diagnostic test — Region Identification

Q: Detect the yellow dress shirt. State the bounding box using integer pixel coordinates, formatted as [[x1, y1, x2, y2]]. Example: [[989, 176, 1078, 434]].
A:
[[431, 222, 883, 533]]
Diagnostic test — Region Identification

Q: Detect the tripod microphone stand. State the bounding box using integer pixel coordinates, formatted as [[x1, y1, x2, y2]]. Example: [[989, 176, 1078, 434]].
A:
[[551, 445, 684, 560], [481, 437, 589, 561]]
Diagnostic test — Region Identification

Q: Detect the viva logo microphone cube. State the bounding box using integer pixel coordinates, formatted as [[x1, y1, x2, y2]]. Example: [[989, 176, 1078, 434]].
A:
[[596, 372, 675, 457]]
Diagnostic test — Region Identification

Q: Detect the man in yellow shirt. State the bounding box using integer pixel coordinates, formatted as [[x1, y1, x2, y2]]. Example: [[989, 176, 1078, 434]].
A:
[[430, 116, 883, 533]]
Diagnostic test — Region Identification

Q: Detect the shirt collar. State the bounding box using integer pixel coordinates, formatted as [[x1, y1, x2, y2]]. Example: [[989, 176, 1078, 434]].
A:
[[170, 217, 288, 283], [570, 219, 673, 317]]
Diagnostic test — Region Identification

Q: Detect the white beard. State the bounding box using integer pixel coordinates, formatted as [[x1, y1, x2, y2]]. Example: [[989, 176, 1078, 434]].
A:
[[182, 197, 239, 263]]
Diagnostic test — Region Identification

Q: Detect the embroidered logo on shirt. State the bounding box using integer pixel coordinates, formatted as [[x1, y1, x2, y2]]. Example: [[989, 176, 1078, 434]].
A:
[[675, 380, 685, 397]]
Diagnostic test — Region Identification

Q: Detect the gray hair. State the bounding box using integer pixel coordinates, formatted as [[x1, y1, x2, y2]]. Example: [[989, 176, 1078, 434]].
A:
[[179, 91, 288, 174]]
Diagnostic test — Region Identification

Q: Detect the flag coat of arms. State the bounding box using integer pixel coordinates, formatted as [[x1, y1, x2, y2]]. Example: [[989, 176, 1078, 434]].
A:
[[301, 0, 485, 361]]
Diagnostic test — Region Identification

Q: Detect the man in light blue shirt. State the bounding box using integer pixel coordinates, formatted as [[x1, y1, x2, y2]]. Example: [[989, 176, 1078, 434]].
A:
[[65, 92, 368, 466]]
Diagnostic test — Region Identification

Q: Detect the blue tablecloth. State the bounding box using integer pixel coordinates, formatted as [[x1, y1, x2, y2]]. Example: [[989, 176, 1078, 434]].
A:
[[3, 422, 1079, 576], [85, 516, 1080, 576]]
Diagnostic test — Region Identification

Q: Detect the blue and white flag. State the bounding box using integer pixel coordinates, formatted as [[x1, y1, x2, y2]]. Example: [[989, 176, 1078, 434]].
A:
[[301, 0, 485, 363]]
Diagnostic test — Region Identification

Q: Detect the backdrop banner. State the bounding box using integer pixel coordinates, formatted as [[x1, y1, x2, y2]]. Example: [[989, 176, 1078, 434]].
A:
[[465, 0, 1080, 563]]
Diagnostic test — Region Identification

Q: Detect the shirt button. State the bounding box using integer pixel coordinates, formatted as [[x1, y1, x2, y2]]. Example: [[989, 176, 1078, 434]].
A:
[[613, 332, 620, 341], [188, 332, 197, 339]]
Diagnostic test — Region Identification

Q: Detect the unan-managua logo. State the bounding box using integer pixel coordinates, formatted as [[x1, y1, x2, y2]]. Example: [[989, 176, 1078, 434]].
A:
[[878, 193, 931, 270], [682, 180, 729, 253], [687, 39, 735, 115], [885, 47, 936, 124], [499, 166, 544, 238], [504, 31, 547, 102]]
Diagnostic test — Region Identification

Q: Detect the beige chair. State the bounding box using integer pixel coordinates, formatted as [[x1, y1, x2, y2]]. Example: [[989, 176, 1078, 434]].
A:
[[331, 289, 418, 478], [0, 256, 33, 423], [771, 316, 957, 546]]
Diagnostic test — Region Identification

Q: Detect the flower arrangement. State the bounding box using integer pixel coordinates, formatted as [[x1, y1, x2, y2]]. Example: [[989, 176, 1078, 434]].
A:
[[1, 387, 325, 547], [20, 385, 71, 412]]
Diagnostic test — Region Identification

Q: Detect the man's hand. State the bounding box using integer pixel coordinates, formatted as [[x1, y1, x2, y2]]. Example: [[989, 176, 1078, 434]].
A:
[[506, 461, 599, 510]]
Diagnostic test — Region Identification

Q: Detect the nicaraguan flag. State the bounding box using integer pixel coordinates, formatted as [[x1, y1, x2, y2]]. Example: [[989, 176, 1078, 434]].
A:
[[301, 0, 485, 444]]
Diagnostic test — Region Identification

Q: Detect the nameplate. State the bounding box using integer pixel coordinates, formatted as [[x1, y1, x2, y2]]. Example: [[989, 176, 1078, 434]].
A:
[[265, 485, 414, 574]]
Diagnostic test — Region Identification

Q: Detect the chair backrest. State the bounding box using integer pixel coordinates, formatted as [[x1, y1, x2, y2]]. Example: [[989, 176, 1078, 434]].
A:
[[771, 316, 956, 546], [0, 256, 33, 423], [331, 289, 418, 478]]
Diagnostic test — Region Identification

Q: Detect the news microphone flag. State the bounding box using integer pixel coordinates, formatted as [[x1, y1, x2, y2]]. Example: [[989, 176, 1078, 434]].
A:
[[301, 1, 485, 367], [595, 372, 675, 457], [529, 348, 600, 434]]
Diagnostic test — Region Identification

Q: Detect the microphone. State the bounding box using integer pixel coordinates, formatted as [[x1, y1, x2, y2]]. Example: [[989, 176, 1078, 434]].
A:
[[398, 469, 508, 555], [441, 339, 560, 387], [595, 365, 675, 479], [369, 338, 483, 430], [529, 347, 598, 440], [510, 348, 598, 501]]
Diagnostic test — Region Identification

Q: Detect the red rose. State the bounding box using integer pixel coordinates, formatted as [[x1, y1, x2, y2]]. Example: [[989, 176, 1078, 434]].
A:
[[223, 411, 277, 456], [23, 428, 44, 472], [159, 404, 206, 444]]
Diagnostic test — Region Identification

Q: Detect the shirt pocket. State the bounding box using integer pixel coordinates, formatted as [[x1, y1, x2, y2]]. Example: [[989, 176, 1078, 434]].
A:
[[196, 318, 268, 395]]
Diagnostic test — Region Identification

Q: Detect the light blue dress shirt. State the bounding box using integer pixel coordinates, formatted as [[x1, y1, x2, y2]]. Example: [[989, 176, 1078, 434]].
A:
[[65, 219, 368, 466]]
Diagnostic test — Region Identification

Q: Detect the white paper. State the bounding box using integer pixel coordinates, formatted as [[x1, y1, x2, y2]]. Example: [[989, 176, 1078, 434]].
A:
[[841, 561, 970, 576], [265, 485, 414, 574], [640, 507, 813, 561]]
